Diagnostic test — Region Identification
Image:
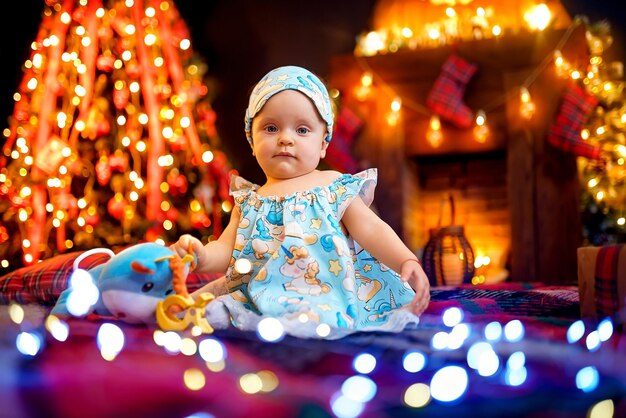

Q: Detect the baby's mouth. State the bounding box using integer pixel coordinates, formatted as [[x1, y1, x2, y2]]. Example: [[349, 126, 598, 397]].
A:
[[275, 152, 294, 157]]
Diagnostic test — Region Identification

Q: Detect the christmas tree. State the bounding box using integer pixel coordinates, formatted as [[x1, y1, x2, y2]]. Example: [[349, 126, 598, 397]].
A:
[[0, 0, 234, 271], [569, 20, 626, 244]]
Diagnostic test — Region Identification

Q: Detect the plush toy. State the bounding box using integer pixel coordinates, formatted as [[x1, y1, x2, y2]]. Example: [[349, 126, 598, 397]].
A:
[[51, 242, 195, 324]]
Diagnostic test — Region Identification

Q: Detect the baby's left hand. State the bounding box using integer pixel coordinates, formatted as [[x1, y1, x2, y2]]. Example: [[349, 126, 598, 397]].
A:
[[400, 259, 430, 315]]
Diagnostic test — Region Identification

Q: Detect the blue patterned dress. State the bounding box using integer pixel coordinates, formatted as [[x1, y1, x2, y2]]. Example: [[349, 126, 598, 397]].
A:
[[205, 169, 419, 339]]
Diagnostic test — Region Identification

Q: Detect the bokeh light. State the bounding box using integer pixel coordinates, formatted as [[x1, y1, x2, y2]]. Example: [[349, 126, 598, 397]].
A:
[[162, 330, 183, 354], [16, 331, 42, 356], [442, 307, 463, 327], [402, 350, 427, 373], [66, 268, 99, 316], [430, 366, 468, 402], [330, 393, 365, 418], [256, 317, 285, 342], [96, 323, 125, 360], [503, 320, 524, 342], [576, 366, 599, 393], [198, 337, 226, 363], [9, 303, 25, 324], [567, 320, 585, 344], [404, 383, 431, 408], [484, 321, 503, 342], [239, 373, 263, 394], [45, 315, 69, 342], [597, 318, 613, 342], [183, 368, 206, 391], [431, 331, 449, 350], [341, 375, 377, 403], [588, 399, 614, 418], [353, 353, 377, 374], [586, 331, 601, 352]]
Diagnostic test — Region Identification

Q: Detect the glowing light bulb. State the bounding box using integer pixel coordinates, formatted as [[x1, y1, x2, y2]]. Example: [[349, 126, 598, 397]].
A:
[[427, 115, 443, 148], [473, 110, 489, 143], [524, 3, 552, 31], [519, 87, 536, 120]]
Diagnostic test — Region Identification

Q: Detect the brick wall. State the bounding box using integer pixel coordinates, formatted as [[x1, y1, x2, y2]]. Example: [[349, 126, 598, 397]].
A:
[[405, 151, 511, 280]]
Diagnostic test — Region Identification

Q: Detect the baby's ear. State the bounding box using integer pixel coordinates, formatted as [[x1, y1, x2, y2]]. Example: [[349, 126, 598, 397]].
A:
[[320, 140, 329, 158]]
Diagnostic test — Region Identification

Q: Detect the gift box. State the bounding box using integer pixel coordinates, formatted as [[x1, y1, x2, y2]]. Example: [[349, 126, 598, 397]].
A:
[[577, 245, 626, 323]]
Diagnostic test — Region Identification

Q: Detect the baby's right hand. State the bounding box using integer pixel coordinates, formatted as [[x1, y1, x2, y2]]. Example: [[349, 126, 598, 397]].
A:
[[170, 234, 206, 271]]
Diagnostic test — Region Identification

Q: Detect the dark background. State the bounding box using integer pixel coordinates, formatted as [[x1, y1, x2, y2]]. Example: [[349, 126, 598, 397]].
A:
[[1, 0, 625, 184]]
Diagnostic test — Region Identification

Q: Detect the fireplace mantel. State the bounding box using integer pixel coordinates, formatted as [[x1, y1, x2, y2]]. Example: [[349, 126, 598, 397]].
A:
[[329, 27, 588, 283]]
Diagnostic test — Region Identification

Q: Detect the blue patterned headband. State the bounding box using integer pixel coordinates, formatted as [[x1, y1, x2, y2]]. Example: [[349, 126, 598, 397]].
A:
[[244, 65, 334, 145]]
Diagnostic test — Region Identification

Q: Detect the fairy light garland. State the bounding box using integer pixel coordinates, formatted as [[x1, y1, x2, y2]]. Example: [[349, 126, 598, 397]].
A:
[[5, 302, 623, 416], [350, 16, 585, 144], [344, 11, 625, 252]]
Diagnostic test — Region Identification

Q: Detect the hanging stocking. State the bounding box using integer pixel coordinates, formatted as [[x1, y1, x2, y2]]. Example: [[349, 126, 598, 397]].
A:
[[547, 82, 600, 159], [324, 106, 362, 173], [426, 54, 477, 128]]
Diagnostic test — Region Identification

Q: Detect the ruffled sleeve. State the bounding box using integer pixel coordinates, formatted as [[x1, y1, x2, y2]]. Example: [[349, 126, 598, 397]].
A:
[[229, 174, 259, 200], [331, 168, 378, 219]]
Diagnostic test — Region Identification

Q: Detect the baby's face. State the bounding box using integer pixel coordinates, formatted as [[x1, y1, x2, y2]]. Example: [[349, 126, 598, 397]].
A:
[[251, 90, 328, 181]]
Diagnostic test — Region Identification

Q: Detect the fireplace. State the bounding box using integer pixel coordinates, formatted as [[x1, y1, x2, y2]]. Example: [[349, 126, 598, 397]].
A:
[[408, 151, 510, 283], [329, 27, 588, 284]]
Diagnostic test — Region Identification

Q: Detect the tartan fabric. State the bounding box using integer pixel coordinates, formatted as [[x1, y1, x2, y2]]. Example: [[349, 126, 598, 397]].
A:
[[0, 251, 109, 305], [594, 244, 623, 318], [426, 54, 477, 128], [0, 249, 219, 305], [427, 284, 580, 319], [547, 82, 600, 159], [324, 106, 362, 173]]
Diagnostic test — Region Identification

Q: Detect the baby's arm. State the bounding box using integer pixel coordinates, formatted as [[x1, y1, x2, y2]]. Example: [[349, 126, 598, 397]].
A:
[[190, 276, 229, 298], [342, 197, 430, 314], [170, 206, 240, 275]]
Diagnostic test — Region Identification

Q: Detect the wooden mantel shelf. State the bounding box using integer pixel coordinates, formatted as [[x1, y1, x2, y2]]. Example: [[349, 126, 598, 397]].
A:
[[329, 26, 588, 157]]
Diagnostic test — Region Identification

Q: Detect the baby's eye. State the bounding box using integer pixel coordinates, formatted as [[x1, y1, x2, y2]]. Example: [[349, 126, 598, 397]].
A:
[[265, 125, 278, 133], [296, 127, 310, 135]]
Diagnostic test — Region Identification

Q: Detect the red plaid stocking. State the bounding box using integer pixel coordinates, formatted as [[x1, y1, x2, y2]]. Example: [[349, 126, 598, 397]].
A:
[[547, 82, 600, 159], [426, 54, 477, 128], [324, 106, 362, 173]]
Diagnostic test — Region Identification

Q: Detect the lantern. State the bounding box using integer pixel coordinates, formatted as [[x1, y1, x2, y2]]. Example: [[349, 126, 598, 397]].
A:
[[422, 194, 475, 286]]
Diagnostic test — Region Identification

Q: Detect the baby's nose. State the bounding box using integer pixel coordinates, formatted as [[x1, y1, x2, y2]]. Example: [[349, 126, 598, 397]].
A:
[[278, 133, 294, 145]]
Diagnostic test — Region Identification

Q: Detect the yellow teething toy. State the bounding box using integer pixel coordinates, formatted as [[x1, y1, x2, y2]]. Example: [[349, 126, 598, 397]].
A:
[[155, 245, 216, 334], [156, 292, 215, 334]]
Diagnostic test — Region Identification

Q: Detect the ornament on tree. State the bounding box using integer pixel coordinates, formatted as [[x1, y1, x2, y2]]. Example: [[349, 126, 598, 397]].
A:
[[84, 97, 112, 140], [96, 54, 116, 73], [0, 226, 8, 244], [167, 170, 189, 196], [324, 106, 363, 174], [426, 54, 477, 128], [113, 84, 130, 110], [426, 54, 478, 128], [547, 82, 600, 159], [109, 151, 129, 172], [107, 193, 127, 220], [191, 210, 212, 230], [165, 207, 180, 223], [81, 208, 100, 227], [53, 191, 78, 219], [96, 156, 112, 186], [33, 136, 68, 176]]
